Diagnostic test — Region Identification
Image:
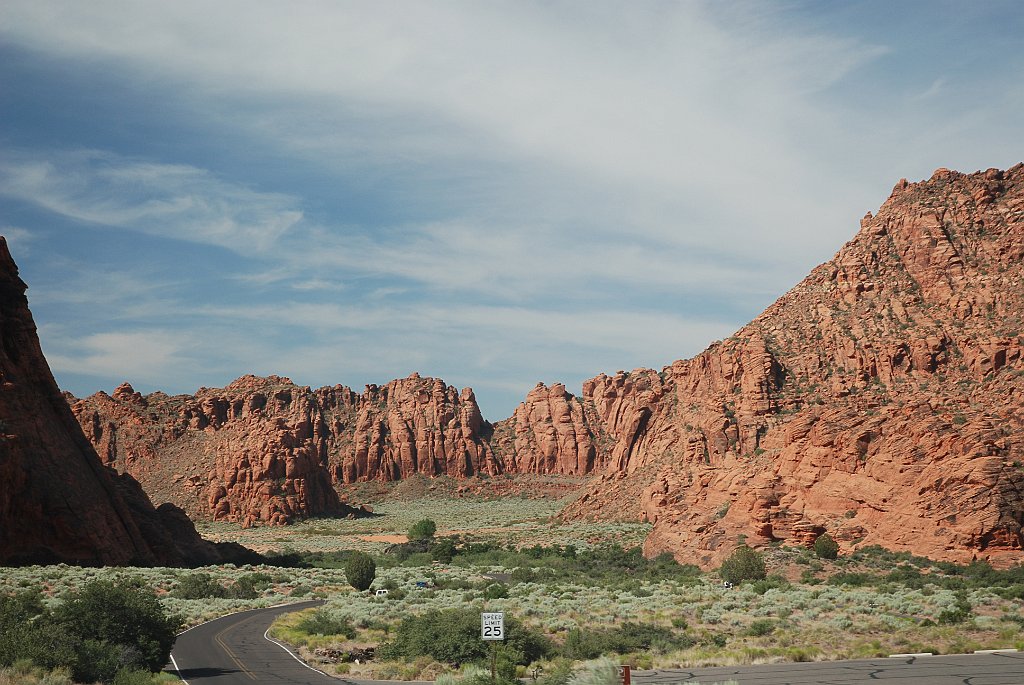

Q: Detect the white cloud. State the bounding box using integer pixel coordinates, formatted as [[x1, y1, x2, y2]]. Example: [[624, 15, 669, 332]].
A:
[[45, 329, 195, 385], [0, 1, 891, 258], [0, 150, 302, 252]]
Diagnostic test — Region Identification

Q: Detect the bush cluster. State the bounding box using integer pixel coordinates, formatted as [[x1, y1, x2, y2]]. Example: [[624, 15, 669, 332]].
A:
[[296, 609, 357, 637], [0, 579, 179, 684], [561, 622, 691, 659], [377, 607, 549, 667], [718, 546, 767, 585], [428, 542, 698, 587], [172, 571, 274, 599]]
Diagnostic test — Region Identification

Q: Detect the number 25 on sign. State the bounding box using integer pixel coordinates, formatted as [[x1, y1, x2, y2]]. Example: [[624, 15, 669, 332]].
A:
[[481, 612, 505, 640]]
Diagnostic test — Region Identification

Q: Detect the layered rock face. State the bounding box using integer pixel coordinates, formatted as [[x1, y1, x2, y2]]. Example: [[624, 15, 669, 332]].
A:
[[554, 165, 1024, 567], [70, 372, 499, 525], [0, 238, 255, 566]]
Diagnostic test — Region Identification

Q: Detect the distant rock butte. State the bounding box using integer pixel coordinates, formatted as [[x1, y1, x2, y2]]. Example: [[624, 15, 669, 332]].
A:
[[70, 373, 498, 526], [66, 164, 1024, 566], [0, 237, 256, 566]]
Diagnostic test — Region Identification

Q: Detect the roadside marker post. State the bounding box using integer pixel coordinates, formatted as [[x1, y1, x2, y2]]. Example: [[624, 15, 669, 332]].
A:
[[619, 664, 632, 685]]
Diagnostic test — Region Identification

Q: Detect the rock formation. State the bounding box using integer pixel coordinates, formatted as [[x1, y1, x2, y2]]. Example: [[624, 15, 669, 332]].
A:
[[70, 372, 499, 525], [555, 165, 1024, 567], [62, 164, 1024, 567], [0, 237, 257, 566]]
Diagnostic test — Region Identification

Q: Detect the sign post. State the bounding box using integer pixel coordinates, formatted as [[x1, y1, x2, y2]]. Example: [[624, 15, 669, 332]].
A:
[[481, 612, 505, 685], [618, 665, 631, 685]]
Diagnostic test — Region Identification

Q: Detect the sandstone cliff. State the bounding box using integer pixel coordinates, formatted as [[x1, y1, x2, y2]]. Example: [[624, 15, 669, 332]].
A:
[[553, 166, 1024, 567], [70, 372, 499, 525], [0, 237, 256, 566]]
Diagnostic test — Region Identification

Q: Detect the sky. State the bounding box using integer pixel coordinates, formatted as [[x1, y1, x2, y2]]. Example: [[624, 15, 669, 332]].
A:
[[1, 1, 1022, 420]]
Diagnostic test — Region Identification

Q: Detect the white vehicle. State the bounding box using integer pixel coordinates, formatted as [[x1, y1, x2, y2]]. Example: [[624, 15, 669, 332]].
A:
[[374, 589, 389, 597]]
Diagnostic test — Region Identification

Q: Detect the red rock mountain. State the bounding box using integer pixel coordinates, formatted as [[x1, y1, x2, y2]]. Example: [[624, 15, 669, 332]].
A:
[[555, 166, 1024, 567], [67, 165, 1024, 566], [0, 237, 257, 566]]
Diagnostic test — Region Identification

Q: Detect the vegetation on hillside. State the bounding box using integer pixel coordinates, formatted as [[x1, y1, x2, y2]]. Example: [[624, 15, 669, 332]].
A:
[[2, 492, 1023, 682]]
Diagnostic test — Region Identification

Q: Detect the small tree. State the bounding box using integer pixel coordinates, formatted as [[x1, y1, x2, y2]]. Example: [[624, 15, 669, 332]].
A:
[[719, 545, 767, 585], [345, 551, 377, 591], [814, 533, 840, 560], [431, 537, 456, 563], [407, 518, 437, 541]]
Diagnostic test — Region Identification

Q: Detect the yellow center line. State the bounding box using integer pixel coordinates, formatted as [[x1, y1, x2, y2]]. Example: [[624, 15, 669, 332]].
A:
[[214, 614, 262, 681]]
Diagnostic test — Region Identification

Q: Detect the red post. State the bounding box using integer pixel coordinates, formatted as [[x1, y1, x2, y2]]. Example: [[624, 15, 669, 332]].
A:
[[619, 665, 631, 685]]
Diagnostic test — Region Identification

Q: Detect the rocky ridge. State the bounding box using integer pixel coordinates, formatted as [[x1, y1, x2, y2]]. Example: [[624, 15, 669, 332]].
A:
[[557, 166, 1024, 566], [66, 165, 1024, 565], [70, 372, 499, 525]]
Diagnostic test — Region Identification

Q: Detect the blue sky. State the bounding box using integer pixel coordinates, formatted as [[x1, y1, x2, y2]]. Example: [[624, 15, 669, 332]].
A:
[[1, 1, 1022, 420]]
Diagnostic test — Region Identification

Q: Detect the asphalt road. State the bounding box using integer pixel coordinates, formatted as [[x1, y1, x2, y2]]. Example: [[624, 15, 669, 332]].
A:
[[630, 651, 1024, 684], [169, 602, 1024, 684], [169, 599, 341, 684]]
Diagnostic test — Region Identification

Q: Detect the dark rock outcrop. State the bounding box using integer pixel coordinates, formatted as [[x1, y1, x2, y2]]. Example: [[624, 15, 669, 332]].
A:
[[0, 237, 257, 566]]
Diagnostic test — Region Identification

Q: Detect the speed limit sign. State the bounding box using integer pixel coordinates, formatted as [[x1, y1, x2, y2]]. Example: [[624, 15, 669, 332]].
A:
[[481, 612, 505, 640]]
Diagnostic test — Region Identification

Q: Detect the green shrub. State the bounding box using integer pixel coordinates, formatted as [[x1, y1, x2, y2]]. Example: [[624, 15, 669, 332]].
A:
[[62, 579, 179, 665], [230, 572, 273, 599], [399, 552, 434, 567], [51, 578, 180, 683], [745, 619, 776, 637], [432, 537, 457, 563], [172, 573, 227, 599], [297, 610, 357, 638], [345, 552, 377, 591], [814, 534, 839, 560], [885, 565, 927, 589], [378, 607, 549, 666], [706, 633, 728, 648], [0, 618, 79, 675], [408, 519, 438, 541], [484, 583, 509, 599], [750, 575, 790, 595], [827, 572, 873, 587], [719, 546, 767, 585], [560, 622, 688, 659], [937, 591, 972, 625]]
